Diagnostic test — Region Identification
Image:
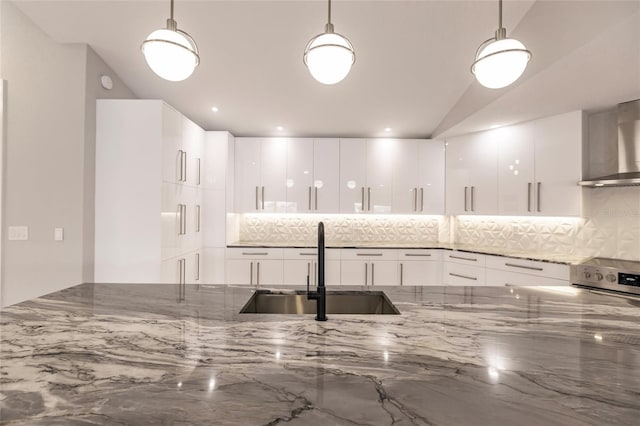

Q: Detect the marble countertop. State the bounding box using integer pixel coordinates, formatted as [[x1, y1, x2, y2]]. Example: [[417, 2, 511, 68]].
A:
[[1, 283, 639, 425], [228, 242, 590, 265]]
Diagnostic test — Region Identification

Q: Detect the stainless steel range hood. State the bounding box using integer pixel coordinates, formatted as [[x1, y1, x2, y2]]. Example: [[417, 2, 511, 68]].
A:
[[579, 99, 640, 187]]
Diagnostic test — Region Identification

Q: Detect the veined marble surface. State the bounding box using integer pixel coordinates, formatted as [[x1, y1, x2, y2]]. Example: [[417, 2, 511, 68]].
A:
[[1, 284, 639, 425]]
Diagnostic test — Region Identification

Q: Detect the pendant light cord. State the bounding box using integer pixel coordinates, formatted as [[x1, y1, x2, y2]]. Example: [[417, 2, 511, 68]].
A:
[[498, 0, 502, 30], [328, 0, 332, 25], [170, 0, 174, 21]]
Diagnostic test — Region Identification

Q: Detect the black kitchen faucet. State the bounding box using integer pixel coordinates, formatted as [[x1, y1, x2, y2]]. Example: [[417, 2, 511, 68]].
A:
[[307, 222, 327, 321]]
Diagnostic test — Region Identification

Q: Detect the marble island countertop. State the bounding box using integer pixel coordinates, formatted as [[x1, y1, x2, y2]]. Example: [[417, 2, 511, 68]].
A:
[[1, 283, 639, 425], [229, 241, 591, 265]]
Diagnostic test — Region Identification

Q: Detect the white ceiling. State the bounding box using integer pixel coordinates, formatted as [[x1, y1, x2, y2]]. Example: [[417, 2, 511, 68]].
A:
[[12, 0, 640, 139]]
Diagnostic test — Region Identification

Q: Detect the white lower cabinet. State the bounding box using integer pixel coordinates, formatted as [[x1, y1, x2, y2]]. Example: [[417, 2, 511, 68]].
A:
[[225, 248, 284, 286], [282, 249, 340, 287], [398, 250, 442, 285], [340, 249, 399, 286], [485, 255, 569, 286], [161, 251, 201, 285]]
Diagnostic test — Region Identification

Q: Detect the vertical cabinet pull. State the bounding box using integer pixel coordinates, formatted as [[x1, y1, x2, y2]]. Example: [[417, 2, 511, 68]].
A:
[[372, 263, 375, 286], [368, 187, 371, 211], [308, 187, 312, 211], [537, 182, 541, 212], [261, 187, 265, 210], [464, 187, 468, 212], [527, 182, 532, 212], [314, 187, 318, 211], [364, 263, 368, 286], [195, 253, 200, 281], [400, 263, 403, 286], [178, 150, 187, 182], [178, 204, 187, 235], [420, 187, 424, 212], [413, 188, 417, 211], [471, 186, 475, 212], [257, 262, 261, 286], [178, 258, 186, 301], [361, 187, 365, 212], [250, 262, 254, 285], [195, 205, 201, 232], [196, 158, 201, 185]]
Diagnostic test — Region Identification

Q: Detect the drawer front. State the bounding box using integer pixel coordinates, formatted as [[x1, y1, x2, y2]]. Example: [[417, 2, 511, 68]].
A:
[[485, 255, 569, 280], [444, 250, 486, 266], [226, 247, 283, 260], [486, 268, 570, 287], [341, 249, 399, 261], [282, 248, 341, 260], [398, 249, 443, 261], [444, 262, 486, 286]]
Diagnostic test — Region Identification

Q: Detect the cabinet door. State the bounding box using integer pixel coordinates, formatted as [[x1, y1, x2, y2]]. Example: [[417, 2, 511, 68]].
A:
[[261, 138, 287, 213], [370, 261, 399, 286], [255, 260, 284, 285], [234, 138, 262, 212], [366, 139, 394, 213], [161, 182, 180, 261], [497, 123, 535, 215], [340, 139, 367, 213], [468, 131, 498, 215], [392, 140, 419, 214], [286, 138, 314, 213], [418, 140, 445, 214], [534, 111, 583, 216], [445, 134, 473, 215], [341, 260, 368, 285], [313, 139, 340, 213], [162, 103, 183, 184], [182, 117, 205, 187], [186, 251, 201, 284], [400, 261, 440, 286], [283, 259, 314, 286], [444, 262, 486, 286], [226, 259, 254, 285], [160, 257, 180, 284]]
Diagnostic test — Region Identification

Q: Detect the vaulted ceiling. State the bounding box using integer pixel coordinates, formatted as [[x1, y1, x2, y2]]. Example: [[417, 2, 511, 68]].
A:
[[12, 0, 640, 139]]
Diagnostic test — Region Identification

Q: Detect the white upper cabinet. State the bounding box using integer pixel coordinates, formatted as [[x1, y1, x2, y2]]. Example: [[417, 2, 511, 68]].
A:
[[161, 104, 183, 185], [286, 138, 314, 213], [497, 122, 535, 215], [393, 140, 445, 214], [285, 138, 340, 213], [533, 111, 583, 216], [445, 131, 498, 215], [497, 111, 584, 216], [182, 117, 205, 187], [313, 139, 340, 213], [366, 139, 394, 213], [340, 139, 368, 213], [260, 138, 287, 212], [234, 138, 262, 212]]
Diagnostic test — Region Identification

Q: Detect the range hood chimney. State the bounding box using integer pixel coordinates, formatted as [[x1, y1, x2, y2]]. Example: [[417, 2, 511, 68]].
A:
[[579, 99, 640, 187]]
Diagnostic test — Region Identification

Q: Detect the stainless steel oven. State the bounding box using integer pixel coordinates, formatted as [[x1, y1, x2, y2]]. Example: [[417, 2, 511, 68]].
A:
[[571, 258, 640, 296]]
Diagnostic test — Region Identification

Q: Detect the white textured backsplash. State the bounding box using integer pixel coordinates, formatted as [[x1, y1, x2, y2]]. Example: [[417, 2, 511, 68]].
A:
[[454, 187, 640, 260], [238, 214, 446, 245]]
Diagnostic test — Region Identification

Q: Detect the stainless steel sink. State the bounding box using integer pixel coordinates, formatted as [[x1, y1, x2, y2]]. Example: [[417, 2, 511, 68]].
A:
[[239, 290, 400, 315]]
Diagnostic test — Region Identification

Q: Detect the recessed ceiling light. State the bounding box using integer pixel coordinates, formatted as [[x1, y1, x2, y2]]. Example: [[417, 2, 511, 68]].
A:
[[384, 127, 392, 132], [276, 126, 284, 131], [211, 106, 219, 113]]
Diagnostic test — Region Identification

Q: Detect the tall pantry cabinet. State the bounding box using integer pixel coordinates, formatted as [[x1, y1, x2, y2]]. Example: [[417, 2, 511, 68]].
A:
[[95, 100, 206, 284]]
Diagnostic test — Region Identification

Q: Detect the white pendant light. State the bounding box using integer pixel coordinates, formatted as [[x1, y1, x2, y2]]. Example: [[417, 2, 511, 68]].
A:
[[471, 0, 531, 89], [141, 0, 199, 82], [303, 0, 355, 85]]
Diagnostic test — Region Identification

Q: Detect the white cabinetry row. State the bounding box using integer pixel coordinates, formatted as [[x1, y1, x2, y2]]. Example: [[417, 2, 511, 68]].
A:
[[225, 248, 568, 287], [234, 138, 445, 215], [95, 100, 206, 284], [446, 111, 584, 217]]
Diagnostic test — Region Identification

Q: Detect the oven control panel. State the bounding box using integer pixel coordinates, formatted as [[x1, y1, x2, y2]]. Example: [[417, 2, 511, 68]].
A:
[[571, 259, 640, 296]]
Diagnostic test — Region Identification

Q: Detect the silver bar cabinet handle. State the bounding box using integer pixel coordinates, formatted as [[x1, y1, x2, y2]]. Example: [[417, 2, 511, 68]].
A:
[[314, 187, 318, 211], [413, 188, 417, 212], [196, 158, 201, 185], [255, 186, 259, 210], [364, 263, 368, 285], [368, 187, 371, 211], [308, 187, 312, 211], [449, 272, 477, 281], [182, 151, 187, 182], [471, 186, 475, 212], [195, 253, 200, 281], [450, 255, 477, 262], [250, 262, 253, 285], [195, 205, 201, 232], [528, 183, 532, 212], [356, 253, 383, 257], [505, 262, 543, 271], [420, 187, 424, 212], [400, 263, 403, 286], [361, 187, 365, 212], [182, 205, 187, 235], [464, 187, 468, 212], [177, 150, 184, 182], [242, 252, 268, 256], [537, 182, 541, 212], [371, 263, 375, 286], [405, 253, 431, 257], [261, 186, 265, 210], [257, 262, 260, 286]]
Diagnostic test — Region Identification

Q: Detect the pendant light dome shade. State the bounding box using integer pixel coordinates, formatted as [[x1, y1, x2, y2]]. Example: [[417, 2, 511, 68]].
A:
[[141, 0, 199, 82], [472, 38, 531, 89], [471, 0, 531, 89], [304, 32, 355, 85]]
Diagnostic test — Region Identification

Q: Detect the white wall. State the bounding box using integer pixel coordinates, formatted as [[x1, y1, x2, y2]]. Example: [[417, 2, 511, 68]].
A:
[[0, 2, 135, 307]]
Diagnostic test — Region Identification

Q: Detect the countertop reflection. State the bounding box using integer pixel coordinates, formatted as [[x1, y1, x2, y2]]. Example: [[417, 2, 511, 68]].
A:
[[1, 284, 638, 425]]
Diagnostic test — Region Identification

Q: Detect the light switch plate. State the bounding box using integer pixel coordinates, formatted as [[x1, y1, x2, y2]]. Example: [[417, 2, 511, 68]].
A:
[[54, 227, 64, 241], [8, 226, 29, 241]]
